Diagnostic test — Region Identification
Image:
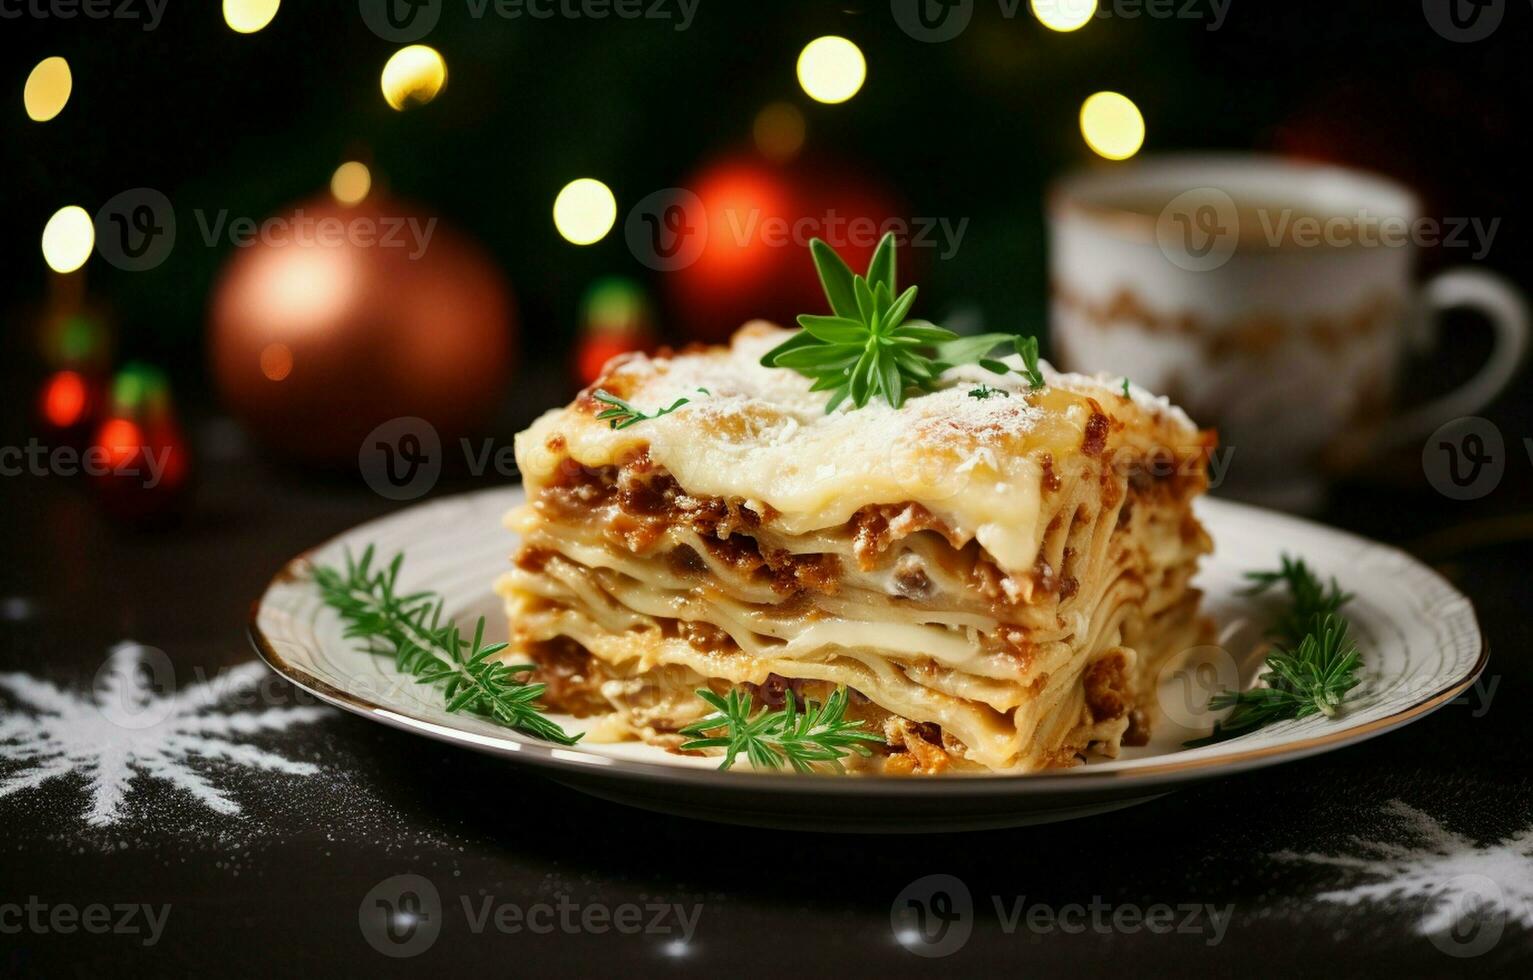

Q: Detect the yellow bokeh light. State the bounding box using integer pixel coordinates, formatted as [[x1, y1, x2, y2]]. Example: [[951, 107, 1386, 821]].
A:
[[1031, 0, 1097, 32], [552, 179, 617, 246], [1079, 91, 1145, 161], [42, 206, 94, 274], [796, 36, 866, 105], [224, 0, 280, 33], [330, 161, 372, 206], [753, 102, 806, 163], [381, 45, 447, 111], [24, 56, 72, 122]]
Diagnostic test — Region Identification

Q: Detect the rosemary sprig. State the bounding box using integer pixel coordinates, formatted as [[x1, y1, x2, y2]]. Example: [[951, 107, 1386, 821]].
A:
[[314, 546, 580, 745], [678, 686, 884, 773], [592, 387, 709, 429], [968, 384, 1010, 400], [1243, 554, 1353, 649], [760, 233, 1044, 412], [1185, 556, 1363, 746]]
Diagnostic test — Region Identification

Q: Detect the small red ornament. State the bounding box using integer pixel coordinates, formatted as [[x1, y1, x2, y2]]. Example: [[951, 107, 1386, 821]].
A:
[[576, 334, 646, 386], [209, 194, 516, 465], [39, 370, 95, 434], [88, 364, 192, 525], [663, 156, 904, 342], [574, 277, 655, 384], [35, 307, 113, 446]]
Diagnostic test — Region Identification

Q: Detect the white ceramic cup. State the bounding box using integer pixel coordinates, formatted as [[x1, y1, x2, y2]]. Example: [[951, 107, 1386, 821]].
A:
[[1048, 154, 1529, 508]]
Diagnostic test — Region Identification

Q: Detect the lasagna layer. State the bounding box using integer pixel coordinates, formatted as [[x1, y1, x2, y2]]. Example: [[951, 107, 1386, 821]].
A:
[[498, 323, 1215, 773]]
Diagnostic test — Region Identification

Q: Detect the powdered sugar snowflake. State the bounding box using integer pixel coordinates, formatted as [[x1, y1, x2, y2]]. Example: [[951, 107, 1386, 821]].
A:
[[0, 642, 329, 826], [1277, 799, 1533, 957]]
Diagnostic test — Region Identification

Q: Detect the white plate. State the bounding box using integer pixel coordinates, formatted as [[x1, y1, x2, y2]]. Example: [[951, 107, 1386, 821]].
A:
[[250, 487, 1485, 832]]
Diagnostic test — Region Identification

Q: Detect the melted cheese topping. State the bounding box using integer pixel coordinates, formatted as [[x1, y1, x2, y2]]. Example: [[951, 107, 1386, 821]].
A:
[[515, 322, 1201, 576]]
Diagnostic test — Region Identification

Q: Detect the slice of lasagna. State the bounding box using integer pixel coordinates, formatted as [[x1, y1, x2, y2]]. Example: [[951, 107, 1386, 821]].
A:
[[497, 322, 1215, 774]]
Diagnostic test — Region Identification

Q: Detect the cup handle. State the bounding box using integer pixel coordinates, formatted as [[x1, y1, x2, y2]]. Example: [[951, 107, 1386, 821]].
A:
[[1375, 268, 1529, 449]]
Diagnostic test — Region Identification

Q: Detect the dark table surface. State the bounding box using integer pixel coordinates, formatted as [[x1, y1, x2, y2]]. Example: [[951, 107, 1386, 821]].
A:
[[2, 387, 1531, 979]]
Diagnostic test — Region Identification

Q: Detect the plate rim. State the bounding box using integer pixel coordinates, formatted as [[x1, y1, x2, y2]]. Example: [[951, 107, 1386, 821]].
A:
[[248, 488, 1488, 797]]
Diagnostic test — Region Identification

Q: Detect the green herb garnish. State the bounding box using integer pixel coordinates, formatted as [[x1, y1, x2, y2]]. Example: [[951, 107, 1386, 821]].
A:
[[592, 387, 709, 429], [1016, 334, 1045, 390], [1121, 377, 1132, 398], [760, 233, 1044, 411], [968, 384, 1010, 400], [1185, 556, 1362, 746], [678, 686, 884, 772], [315, 546, 581, 745], [1244, 555, 1354, 649]]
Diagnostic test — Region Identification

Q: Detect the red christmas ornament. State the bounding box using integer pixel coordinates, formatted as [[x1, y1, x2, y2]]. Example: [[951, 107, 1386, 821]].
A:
[[663, 156, 903, 342], [209, 194, 516, 465], [576, 334, 645, 386], [89, 364, 192, 525], [574, 277, 656, 384], [35, 307, 113, 446], [39, 370, 93, 430]]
